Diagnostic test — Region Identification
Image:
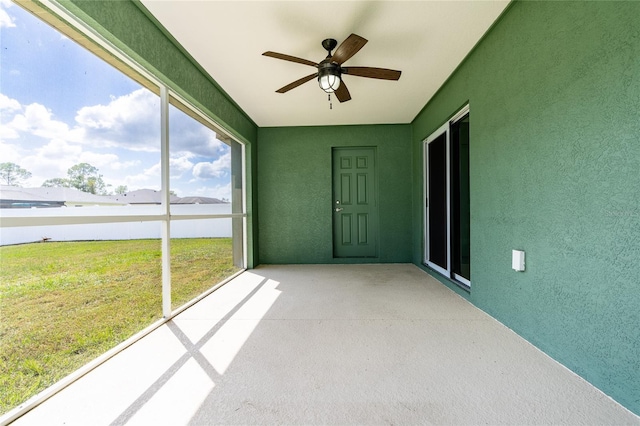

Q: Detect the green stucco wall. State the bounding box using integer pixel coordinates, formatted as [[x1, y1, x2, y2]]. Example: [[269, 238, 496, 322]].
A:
[[60, 0, 259, 267], [258, 125, 412, 264], [412, 1, 640, 415]]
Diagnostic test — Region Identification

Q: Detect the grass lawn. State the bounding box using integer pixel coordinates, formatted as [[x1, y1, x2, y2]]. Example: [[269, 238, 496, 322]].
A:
[[0, 238, 239, 415]]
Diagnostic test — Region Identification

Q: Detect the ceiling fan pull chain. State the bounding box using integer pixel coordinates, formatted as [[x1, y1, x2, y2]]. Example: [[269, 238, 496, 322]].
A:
[[328, 93, 332, 110]]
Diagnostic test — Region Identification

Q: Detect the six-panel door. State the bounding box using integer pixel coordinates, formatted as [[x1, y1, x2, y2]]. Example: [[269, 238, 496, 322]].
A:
[[332, 147, 378, 258]]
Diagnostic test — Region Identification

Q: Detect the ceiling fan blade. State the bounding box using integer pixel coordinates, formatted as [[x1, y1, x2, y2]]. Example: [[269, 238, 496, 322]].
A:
[[342, 67, 402, 80], [334, 81, 351, 103], [263, 51, 318, 68], [275, 73, 318, 93], [331, 34, 367, 65]]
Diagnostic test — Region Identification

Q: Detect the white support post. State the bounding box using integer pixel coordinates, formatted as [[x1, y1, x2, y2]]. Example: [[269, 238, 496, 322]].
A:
[[160, 86, 171, 318]]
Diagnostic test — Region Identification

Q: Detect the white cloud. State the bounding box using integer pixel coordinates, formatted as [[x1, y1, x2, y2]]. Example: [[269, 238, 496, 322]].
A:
[[21, 139, 83, 185], [0, 95, 84, 143], [7, 102, 76, 142], [201, 133, 226, 156], [23, 140, 82, 173], [1, 86, 233, 196], [38, 139, 82, 159], [121, 165, 159, 191], [110, 160, 141, 171], [1, 90, 161, 155], [0, 0, 15, 29], [0, 140, 20, 163], [134, 156, 194, 181], [75, 88, 160, 151], [170, 155, 195, 175], [18, 140, 131, 188], [78, 152, 120, 169], [0, 125, 20, 139], [143, 162, 160, 178], [192, 152, 231, 180], [191, 183, 231, 201], [0, 94, 21, 138], [0, 93, 154, 191], [0, 93, 21, 111], [169, 107, 226, 157]]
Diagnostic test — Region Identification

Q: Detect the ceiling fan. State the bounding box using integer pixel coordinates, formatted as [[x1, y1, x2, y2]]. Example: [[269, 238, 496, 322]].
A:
[[262, 34, 401, 103]]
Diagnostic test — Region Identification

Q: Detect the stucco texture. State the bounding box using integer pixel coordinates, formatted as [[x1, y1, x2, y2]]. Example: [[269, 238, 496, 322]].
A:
[[412, 0, 640, 415], [258, 125, 412, 264]]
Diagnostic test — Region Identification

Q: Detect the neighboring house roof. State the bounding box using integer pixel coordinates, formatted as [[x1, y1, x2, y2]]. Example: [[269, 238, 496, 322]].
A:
[[0, 186, 54, 202], [0, 186, 229, 207], [173, 196, 225, 204], [0, 186, 65, 208], [0, 186, 126, 207]]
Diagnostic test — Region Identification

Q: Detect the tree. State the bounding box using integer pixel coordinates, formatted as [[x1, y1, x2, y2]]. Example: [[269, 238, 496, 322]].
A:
[[114, 185, 128, 195], [66, 163, 107, 195], [0, 162, 32, 186], [40, 163, 109, 194], [42, 178, 71, 188]]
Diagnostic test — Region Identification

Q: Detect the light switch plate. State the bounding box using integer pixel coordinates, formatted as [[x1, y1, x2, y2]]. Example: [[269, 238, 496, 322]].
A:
[[512, 250, 525, 272]]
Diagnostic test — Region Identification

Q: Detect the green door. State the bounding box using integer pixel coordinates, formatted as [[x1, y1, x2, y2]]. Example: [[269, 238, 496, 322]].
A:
[[332, 147, 378, 258]]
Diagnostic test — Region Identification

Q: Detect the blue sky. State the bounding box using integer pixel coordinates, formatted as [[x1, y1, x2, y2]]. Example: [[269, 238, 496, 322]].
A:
[[0, 0, 231, 199]]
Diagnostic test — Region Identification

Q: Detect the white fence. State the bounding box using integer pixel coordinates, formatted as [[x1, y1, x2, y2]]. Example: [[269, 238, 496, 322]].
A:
[[0, 204, 232, 246]]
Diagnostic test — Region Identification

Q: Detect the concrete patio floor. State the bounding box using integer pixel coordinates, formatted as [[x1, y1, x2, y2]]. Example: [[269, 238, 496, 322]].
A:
[[12, 264, 639, 425]]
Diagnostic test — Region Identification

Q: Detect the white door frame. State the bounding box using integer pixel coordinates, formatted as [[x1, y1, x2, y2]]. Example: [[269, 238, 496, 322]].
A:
[[423, 104, 470, 287]]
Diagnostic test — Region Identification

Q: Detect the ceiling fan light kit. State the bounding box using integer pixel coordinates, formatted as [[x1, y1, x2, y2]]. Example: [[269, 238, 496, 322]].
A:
[[263, 34, 401, 104], [318, 38, 341, 93], [318, 62, 341, 93]]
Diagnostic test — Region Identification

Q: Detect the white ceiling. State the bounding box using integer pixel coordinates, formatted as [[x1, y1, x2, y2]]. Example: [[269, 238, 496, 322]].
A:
[[140, 1, 509, 127]]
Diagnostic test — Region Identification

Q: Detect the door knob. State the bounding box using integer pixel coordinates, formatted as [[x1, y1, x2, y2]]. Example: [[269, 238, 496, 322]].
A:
[[335, 207, 343, 212]]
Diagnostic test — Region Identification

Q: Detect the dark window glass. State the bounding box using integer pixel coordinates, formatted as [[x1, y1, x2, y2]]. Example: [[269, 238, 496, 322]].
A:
[[451, 115, 470, 280], [428, 133, 448, 269]]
